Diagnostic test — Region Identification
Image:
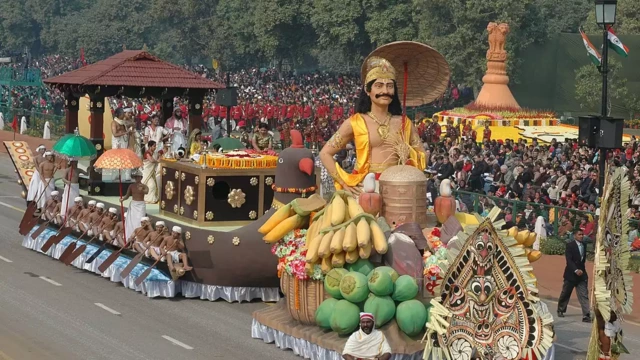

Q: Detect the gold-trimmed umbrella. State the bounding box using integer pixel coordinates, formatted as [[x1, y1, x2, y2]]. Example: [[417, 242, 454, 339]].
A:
[[362, 41, 450, 107]]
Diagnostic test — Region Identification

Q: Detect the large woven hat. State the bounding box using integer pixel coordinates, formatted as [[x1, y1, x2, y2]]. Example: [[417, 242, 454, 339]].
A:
[[361, 41, 450, 107]]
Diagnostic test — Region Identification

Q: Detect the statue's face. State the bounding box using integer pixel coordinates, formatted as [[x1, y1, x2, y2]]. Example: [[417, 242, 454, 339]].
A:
[[367, 79, 395, 107]]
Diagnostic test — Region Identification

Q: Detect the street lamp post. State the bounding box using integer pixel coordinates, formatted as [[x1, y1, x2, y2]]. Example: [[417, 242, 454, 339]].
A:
[[595, 0, 617, 194]]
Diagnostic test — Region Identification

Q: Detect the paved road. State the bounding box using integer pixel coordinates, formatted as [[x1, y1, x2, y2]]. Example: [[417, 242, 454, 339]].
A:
[[0, 153, 640, 359]]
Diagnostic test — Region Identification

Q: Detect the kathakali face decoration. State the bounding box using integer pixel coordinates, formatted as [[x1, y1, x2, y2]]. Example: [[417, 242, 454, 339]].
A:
[[425, 210, 554, 360]]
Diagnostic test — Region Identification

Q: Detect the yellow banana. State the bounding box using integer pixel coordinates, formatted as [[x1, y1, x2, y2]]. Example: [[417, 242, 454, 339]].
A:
[[346, 196, 364, 219], [331, 252, 345, 268], [358, 243, 372, 259], [263, 214, 306, 243], [318, 230, 335, 258], [330, 227, 346, 254], [321, 256, 332, 274], [345, 250, 359, 263], [356, 218, 371, 248], [342, 222, 358, 252], [305, 233, 324, 263], [330, 196, 346, 226], [305, 220, 320, 247], [258, 203, 293, 235], [369, 220, 388, 254], [321, 205, 332, 231]]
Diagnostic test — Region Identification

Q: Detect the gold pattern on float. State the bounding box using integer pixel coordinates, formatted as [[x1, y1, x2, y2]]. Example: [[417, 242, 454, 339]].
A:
[[185, 231, 191, 240], [250, 177, 258, 186], [160, 200, 166, 209], [265, 177, 274, 186], [208, 235, 215, 244], [228, 189, 246, 208], [181, 172, 186, 181], [184, 185, 195, 205], [174, 171, 179, 179], [179, 206, 185, 215], [232, 237, 240, 246], [207, 177, 215, 186], [94, 187, 100, 193], [165, 181, 175, 200], [205, 211, 214, 220], [249, 211, 257, 220], [162, 167, 167, 176], [173, 204, 178, 213], [194, 176, 199, 185], [193, 210, 198, 219], [95, 143, 102, 151]]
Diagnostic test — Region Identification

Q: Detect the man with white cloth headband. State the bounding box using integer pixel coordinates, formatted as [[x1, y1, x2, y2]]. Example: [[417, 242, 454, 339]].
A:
[[121, 170, 148, 247], [150, 225, 193, 273], [342, 312, 391, 360]]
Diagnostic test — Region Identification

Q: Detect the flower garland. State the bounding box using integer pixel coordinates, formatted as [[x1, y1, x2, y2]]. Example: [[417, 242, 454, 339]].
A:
[[423, 227, 449, 296], [271, 184, 318, 196], [271, 229, 324, 281]]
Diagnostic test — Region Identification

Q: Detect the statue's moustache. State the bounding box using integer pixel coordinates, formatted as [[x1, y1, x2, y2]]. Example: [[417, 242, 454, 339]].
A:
[[375, 94, 392, 99]]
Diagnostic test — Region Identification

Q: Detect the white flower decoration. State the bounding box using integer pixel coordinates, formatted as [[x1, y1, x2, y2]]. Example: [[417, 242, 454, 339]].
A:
[[450, 339, 472, 360], [497, 335, 519, 360]]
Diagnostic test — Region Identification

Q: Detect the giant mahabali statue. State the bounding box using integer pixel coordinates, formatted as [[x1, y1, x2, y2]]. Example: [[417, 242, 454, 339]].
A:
[[474, 22, 521, 109]]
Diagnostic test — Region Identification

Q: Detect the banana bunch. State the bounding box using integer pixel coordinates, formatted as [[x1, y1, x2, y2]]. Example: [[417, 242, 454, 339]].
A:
[[259, 194, 326, 243], [305, 191, 388, 274]]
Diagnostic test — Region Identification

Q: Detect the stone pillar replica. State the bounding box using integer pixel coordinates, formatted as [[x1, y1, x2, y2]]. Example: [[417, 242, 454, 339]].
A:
[[474, 22, 520, 109]]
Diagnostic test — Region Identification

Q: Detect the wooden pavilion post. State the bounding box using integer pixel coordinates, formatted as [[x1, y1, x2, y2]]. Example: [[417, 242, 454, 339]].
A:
[[189, 93, 205, 132], [65, 93, 79, 134], [88, 95, 105, 187]]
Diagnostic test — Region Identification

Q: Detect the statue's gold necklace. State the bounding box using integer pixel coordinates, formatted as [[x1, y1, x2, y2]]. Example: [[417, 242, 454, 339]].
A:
[[368, 112, 392, 140]]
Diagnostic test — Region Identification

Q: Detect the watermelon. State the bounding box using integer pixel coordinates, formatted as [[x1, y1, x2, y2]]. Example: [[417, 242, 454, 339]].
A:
[[375, 266, 399, 282], [396, 299, 428, 336], [392, 275, 419, 301], [330, 300, 361, 335], [339, 271, 369, 303], [345, 258, 375, 276], [367, 268, 394, 296], [324, 268, 350, 299], [315, 298, 339, 329], [363, 295, 396, 328]]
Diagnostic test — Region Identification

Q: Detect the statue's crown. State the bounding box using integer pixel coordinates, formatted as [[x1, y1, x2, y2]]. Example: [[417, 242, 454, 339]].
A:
[[363, 56, 396, 85]]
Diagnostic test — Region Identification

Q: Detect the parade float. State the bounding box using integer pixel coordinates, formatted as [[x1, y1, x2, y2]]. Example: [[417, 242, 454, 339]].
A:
[[7, 50, 323, 303]]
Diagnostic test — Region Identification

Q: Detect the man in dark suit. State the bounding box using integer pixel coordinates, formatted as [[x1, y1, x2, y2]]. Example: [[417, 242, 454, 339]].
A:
[[557, 229, 591, 322]]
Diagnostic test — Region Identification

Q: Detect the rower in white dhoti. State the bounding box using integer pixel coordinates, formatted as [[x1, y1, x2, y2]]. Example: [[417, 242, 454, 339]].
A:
[[60, 160, 87, 219], [121, 170, 149, 241], [27, 145, 46, 205], [164, 107, 188, 155]]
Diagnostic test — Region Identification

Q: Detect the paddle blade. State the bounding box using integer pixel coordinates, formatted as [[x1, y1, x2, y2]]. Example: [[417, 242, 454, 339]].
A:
[[30, 221, 49, 240], [120, 253, 144, 278], [59, 242, 76, 263], [19, 216, 39, 235], [98, 250, 123, 273], [40, 227, 72, 253], [19, 203, 37, 227], [134, 267, 153, 286], [64, 244, 87, 265], [85, 245, 106, 264]]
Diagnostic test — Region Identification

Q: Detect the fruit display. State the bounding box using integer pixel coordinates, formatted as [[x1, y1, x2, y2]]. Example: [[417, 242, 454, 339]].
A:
[[317, 260, 429, 337]]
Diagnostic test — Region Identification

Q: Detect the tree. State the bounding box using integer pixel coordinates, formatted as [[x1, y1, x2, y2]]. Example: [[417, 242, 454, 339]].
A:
[[363, 0, 417, 47], [582, 0, 640, 35], [575, 58, 628, 116]]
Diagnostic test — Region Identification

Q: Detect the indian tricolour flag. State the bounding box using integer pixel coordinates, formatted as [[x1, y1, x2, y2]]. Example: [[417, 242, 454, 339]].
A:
[[580, 29, 602, 66], [607, 26, 629, 57]]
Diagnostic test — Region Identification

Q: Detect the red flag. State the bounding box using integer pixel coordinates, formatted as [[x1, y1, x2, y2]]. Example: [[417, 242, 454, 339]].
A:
[[11, 115, 18, 133], [80, 48, 87, 66]]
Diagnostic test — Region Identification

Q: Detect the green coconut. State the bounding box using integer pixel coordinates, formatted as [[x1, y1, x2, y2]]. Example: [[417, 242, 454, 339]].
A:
[[375, 266, 399, 282], [367, 268, 394, 296], [330, 300, 361, 335], [324, 268, 350, 299], [315, 298, 339, 329], [396, 299, 428, 337], [363, 295, 396, 328], [345, 258, 375, 276], [392, 275, 419, 301], [339, 271, 369, 303]]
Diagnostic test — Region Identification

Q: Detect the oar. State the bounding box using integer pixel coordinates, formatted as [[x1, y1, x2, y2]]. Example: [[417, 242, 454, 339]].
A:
[[56, 223, 94, 263], [58, 212, 107, 261], [62, 232, 102, 265], [119, 252, 145, 278], [40, 227, 73, 253], [30, 218, 53, 240], [98, 233, 138, 273], [134, 244, 177, 286]]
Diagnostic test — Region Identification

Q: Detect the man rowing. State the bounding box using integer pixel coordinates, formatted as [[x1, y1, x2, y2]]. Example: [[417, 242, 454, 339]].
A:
[[42, 191, 61, 225], [139, 221, 166, 257], [67, 197, 85, 229], [76, 200, 96, 232], [100, 208, 119, 244], [153, 226, 193, 272], [88, 203, 106, 236], [128, 217, 153, 251], [342, 312, 391, 360]]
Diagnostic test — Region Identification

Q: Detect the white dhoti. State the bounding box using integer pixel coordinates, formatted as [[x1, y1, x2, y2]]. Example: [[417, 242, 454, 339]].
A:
[[168, 250, 180, 263], [60, 183, 80, 218], [38, 178, 55, 209], [124, 200, 146, 241], [112, 135, 131, 181], [27, 170, 42, 202]]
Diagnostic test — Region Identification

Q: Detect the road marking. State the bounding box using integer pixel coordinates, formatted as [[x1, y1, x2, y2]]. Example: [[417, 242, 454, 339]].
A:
[[0, 255, 13, 263], [94, 303, 121, 315], [38, 276, 62, 287], [554, 342, 584, 353], [0, 201, 24, 213], [162, 335, 194, 350]]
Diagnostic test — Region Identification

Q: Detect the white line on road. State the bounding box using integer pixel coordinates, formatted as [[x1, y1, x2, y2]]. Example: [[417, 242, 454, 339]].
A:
[[162, 335, 194, 350], [94, 303, 121, 315], [554, 342, 584, 353], [38, 276, 62, 287], [0, 200, 23, 213], [0, 255, 13, 263]]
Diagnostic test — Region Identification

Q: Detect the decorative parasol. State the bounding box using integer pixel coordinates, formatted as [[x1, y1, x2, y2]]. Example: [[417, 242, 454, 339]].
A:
[[212, 137, 245, 151], [52, 128, 98, 160], [361, 41, 450, 107]]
